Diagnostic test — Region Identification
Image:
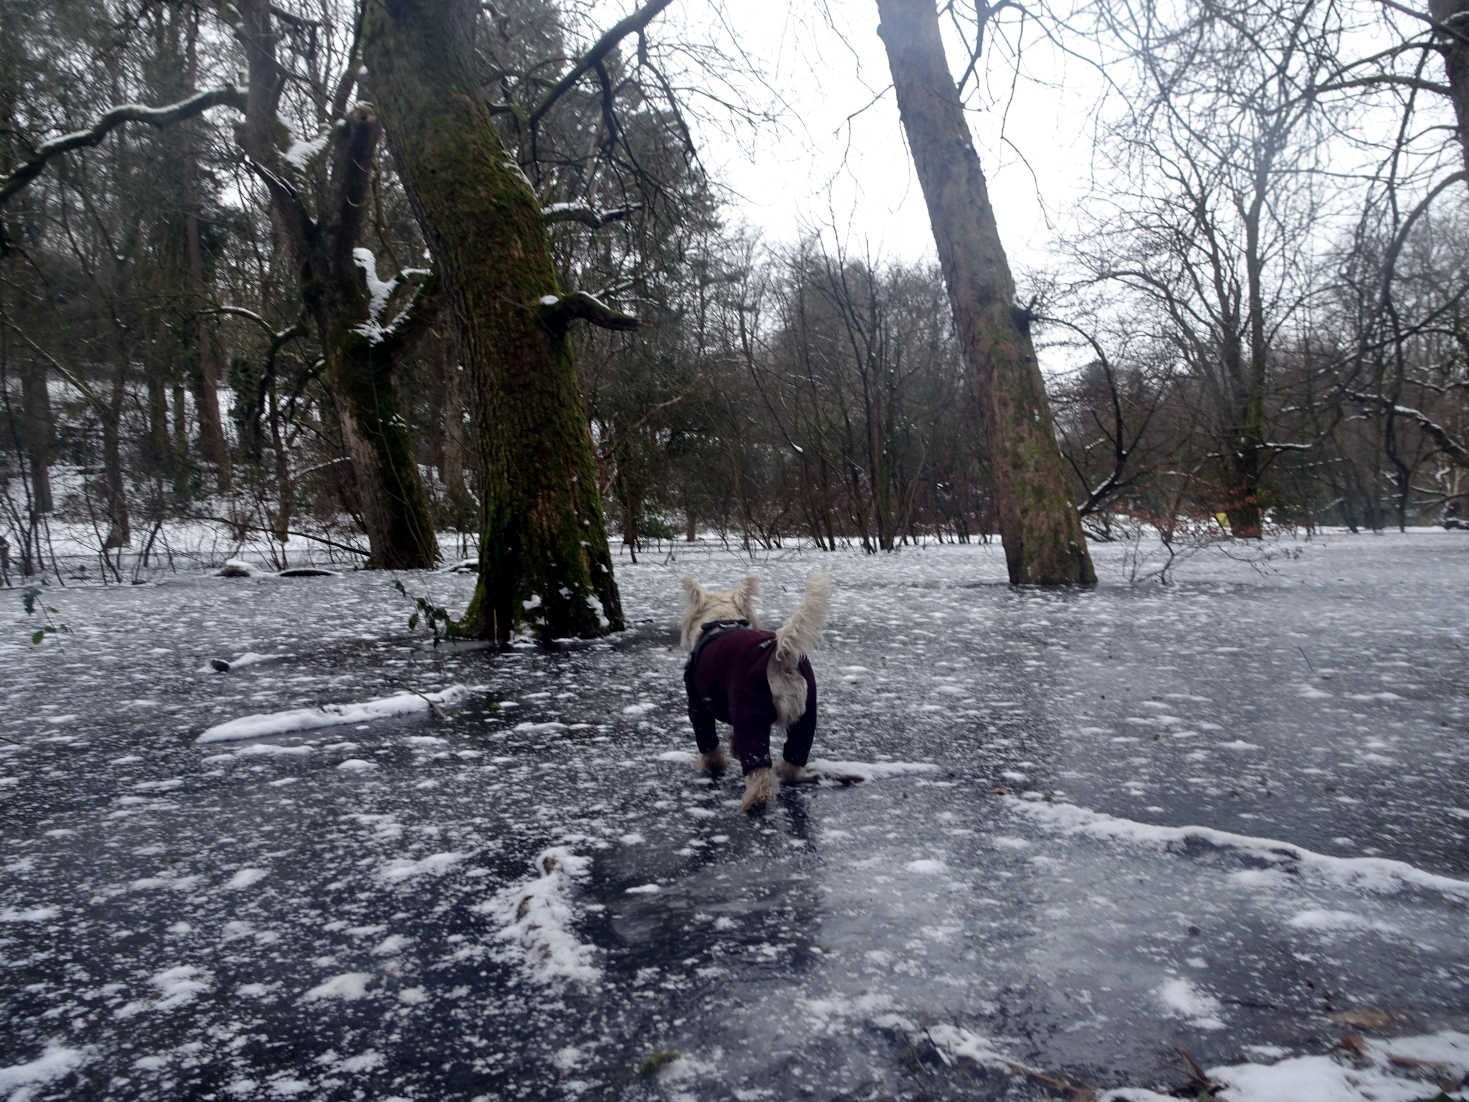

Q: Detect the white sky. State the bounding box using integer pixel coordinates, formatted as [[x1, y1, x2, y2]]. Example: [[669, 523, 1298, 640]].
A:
[[680, 0, 1109, 273]]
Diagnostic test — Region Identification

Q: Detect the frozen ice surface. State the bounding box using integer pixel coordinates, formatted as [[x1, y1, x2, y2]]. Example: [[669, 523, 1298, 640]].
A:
[[1, 531, 1467, 1099]]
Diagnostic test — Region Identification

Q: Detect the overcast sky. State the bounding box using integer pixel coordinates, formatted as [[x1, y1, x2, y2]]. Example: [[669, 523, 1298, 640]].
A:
[[679, 0, 1110, 272]]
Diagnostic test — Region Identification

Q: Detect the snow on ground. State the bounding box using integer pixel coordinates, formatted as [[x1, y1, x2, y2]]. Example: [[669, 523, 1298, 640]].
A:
[[1, 529, 1467, 1099]]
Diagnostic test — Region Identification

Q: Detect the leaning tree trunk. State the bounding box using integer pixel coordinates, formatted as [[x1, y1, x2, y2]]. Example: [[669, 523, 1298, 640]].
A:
[[1431, 0, 1469, 185], [362, 0, 624, 643], [876, 0, 1095, 584]]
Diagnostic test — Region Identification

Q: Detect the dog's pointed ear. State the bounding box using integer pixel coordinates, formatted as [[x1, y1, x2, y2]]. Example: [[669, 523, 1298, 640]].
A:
[[733, 574, 759, 617], [680, 575, 703, 607]]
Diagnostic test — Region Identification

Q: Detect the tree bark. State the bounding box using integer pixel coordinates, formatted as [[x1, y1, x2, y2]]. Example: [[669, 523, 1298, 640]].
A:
[[875, 0, 1095, 584], [235, 0, 438, 570], [1431, 0, 1469, 182], [182, 8, 231, 493], [102, 364, 130, 548], [186, 206, 232, 492], [362, 0, 624, 643], [20, 357, 53, 514]]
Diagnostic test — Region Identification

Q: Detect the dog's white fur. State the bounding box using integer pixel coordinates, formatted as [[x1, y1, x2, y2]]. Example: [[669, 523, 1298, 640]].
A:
[[680, 571, 830, 811]]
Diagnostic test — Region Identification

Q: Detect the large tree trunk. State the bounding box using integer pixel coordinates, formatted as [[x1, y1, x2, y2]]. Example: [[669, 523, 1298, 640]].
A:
[[235, 0, 437, 570], [430, 340, 476, 532], [325, 304, 442, 569], [101, 365, 130, 549], [876, 0, 1095, 584], [362, 0, 624, 643]]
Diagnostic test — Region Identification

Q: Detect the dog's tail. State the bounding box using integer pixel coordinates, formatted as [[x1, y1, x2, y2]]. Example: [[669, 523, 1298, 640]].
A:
[[773, 571, 829, 666], [680, 574, 703, 608]]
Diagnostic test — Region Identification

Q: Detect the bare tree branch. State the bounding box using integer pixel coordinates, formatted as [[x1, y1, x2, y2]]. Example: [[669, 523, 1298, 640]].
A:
[[527, 0, 676, 133], [542, 202, 640, 228], [0, 86, 246, 210]]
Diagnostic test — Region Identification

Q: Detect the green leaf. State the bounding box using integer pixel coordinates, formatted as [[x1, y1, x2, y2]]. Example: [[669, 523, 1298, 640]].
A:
[[637, 1051, 681, 1076], [408, 612, 420, 630], [31, 629, 45, 645]]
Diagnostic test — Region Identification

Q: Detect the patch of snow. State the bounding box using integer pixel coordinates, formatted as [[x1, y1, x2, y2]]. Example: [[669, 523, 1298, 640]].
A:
[[223, 868, 268, 891], [1191, 1030, 1469, 1102], [1286, 908, 1401, 936], [378, 852, 467, 884], [0, 906, 59, 922], [197, 685, 472, 743], [481, 847, 599, 987], [282, 132, 328, 170], [300, 972, 374, 1001], [905, 858, 947, 875], [0, 1044, 91, 1095], [1157, 976, 1225, 1029], [1012, 799, 1469, 901]]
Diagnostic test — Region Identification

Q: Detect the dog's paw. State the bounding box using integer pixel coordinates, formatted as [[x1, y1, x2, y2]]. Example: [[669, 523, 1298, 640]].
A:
[[776, 761, 815, 785], [739, 767, 776, 812], [695, 749, 728, 775]]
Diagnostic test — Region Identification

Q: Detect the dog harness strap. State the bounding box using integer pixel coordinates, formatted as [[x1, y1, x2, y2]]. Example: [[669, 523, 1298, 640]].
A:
[[683, 618, 750, 688]]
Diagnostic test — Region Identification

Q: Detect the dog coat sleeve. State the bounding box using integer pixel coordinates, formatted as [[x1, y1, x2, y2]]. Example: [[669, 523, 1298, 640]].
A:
[[683, 653, 720, 755]]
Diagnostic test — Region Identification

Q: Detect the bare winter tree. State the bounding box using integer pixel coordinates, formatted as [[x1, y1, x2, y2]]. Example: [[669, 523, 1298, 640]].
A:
[[874, 0, 1096, 584], [0, 1, 442, 569], [1081, 0, 1345, 537]]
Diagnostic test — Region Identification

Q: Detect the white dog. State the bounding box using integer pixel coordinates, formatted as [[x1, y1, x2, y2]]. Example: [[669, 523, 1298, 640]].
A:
[[679, 572, 829, 811]]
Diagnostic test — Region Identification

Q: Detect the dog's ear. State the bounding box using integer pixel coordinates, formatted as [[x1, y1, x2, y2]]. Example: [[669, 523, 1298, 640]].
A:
[[733, 574, 759, 617], [680, 575, 704, 607]]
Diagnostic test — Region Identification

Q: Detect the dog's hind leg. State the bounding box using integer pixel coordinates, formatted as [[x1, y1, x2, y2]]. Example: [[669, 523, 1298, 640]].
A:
[[776, 657, 818, 779]]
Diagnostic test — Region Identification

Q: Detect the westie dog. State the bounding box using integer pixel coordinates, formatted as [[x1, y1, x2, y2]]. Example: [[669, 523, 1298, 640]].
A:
[[679, 572, 829, 811]]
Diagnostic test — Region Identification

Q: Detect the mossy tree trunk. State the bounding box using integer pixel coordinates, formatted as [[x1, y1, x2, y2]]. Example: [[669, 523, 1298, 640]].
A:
[[876, 0, 1095, 584], [362, 0, 624, 643], [301, 105, 440, 570]]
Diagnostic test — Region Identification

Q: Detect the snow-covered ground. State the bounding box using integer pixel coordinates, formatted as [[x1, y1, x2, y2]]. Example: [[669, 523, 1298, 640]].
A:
[[2, 530, 1467, 1100]]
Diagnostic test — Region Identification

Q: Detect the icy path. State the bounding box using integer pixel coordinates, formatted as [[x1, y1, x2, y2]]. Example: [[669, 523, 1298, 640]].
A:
[[1, 532, 1467, 1100]]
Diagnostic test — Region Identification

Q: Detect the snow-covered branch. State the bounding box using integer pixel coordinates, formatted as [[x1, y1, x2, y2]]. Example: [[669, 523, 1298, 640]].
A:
[[1346, 390, 1469, 464], [212, 305, 310, 350], [538, 290, 640, 333], [351, 249, 436, 348], [0, 87, 246, 212], [541, 203, 639, 229]]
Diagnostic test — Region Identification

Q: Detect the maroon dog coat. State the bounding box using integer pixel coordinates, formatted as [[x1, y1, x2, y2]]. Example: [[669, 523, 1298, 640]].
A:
[[683, 620, 817, 776]]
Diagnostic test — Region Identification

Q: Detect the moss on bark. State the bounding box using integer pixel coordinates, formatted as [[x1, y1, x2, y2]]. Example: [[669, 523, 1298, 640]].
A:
[[363, 0, 623, 642]]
